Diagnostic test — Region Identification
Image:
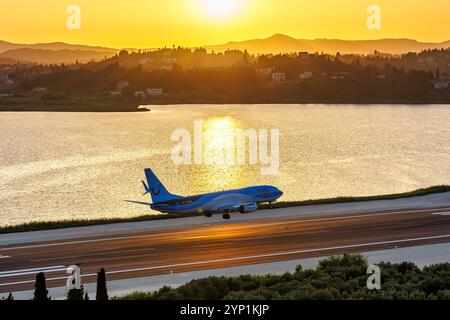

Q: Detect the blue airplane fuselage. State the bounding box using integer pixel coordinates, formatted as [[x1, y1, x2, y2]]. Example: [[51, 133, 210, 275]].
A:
[[150, 185, 283, 214]]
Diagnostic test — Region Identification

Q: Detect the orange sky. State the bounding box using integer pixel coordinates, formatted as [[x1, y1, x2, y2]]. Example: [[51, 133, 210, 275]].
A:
[[0, 0, 449, 48]]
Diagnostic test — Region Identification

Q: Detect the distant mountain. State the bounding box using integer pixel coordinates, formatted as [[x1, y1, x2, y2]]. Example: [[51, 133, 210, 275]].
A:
[[0, 40, 119, 64], [0, 48, 117, 65], [0, 40, 118, 54], [206, 34, 450, 55]]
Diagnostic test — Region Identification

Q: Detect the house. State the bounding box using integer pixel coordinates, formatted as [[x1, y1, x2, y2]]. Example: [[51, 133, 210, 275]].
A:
[[331, 72, 350, 80], [134, 91, 147, 98], [298, 71, 313, 79], [431, 80, 449, 89], [31, 87, 48, 94], [116, 81, 129, 92], [139, 57, 154, 65], [109, 91, 122, 96], [146, 88, 164, 96], [162, 57, 177, 64], [235, 60, 251, 68], [272, 72, 286, 82], [256, 67, 273, 76], [154, 65, 173, 71]]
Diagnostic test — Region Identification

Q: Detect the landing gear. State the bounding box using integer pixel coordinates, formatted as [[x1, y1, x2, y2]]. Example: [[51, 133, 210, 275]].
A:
[[204, 212, 212, 218], [222, 212, 230, 220]]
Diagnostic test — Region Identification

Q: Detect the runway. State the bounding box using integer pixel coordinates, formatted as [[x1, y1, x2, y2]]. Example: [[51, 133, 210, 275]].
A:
[[1, 206, 450, 293]]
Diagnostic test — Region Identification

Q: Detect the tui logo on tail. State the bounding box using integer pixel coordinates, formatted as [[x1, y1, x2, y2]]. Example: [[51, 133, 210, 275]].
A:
[[151, 184, 161, 196]]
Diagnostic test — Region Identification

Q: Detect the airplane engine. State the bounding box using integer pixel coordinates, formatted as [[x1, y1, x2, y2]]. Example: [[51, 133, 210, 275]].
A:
[[239, 203, 257, 213]]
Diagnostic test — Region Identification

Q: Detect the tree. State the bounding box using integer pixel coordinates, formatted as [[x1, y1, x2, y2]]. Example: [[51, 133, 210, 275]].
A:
[[67, 285, 85, 301], [96, 268, 109, 300], [295, 264, 303, 274], [34, 272, 50, 300]]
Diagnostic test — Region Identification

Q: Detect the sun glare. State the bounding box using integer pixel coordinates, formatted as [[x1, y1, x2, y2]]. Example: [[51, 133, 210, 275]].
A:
[[201, 0, 239, 20]]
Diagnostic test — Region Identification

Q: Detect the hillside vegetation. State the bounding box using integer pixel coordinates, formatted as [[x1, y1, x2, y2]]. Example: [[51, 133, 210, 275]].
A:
[[118, 254, 450, 300]]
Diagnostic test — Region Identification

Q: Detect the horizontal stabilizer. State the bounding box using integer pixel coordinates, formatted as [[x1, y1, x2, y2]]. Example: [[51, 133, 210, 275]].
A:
[[124, 200, 152, 206]]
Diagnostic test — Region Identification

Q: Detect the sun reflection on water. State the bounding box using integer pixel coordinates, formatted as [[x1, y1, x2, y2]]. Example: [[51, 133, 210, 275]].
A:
[[196, 117, 251, 191]]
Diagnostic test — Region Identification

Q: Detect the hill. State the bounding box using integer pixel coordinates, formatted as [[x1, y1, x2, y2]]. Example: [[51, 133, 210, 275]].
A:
[[0, 40, 118, 54], [0, 48, 117, 64], [0, 40, 119, 64], [206, 34, 450, 55]]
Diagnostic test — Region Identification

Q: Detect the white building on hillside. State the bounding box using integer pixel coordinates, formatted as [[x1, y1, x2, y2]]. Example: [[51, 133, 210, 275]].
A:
[[146, 88, 164, 96], [256, 67, 273, 76], [272, 72, 286, 82], [134, 91, 147, 98], [431, 80, 449, 89], [298, 71, 313, 79]]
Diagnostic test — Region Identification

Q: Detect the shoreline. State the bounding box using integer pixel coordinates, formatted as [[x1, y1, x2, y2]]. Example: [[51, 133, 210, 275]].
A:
[[1, 185, 449, 234], [1, 99, 449, 112]]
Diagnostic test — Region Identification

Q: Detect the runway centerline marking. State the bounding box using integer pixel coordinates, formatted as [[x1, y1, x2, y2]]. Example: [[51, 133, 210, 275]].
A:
[[1, 233, 449, 287], [2, 207, 446, 252]]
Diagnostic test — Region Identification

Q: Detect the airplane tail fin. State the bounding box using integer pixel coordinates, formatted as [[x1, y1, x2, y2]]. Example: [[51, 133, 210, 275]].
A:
[[143, 168, 179, 203]]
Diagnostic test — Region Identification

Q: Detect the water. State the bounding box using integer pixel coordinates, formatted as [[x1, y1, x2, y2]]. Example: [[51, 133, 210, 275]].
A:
[[1, 104, 449, 226]]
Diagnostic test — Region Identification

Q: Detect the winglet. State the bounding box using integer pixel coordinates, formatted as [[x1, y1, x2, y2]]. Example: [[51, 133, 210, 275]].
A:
[[142, 180, 150, 195]]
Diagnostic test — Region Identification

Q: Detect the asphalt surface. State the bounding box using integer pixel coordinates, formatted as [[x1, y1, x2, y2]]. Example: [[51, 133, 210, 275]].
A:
[[1, 206, 450, 293]]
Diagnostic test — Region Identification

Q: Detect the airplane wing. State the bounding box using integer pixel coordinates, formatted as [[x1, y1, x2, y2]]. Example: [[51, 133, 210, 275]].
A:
[[124, 200, 152, 206]]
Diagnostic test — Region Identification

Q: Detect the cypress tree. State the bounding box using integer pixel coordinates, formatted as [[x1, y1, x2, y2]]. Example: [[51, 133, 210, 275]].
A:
[[34, 272, 50, 300], [96, 268, 108, 300], [67, 285, 84, 301]]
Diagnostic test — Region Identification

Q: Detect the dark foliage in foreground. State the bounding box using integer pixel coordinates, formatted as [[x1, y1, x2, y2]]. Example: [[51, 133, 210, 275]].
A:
[[33, 272, 50, 301], [118, 254, 450, 300], [96, 268, 109, 301]]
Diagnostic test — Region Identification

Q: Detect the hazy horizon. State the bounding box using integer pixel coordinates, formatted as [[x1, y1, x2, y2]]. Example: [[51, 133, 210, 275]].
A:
[[1, 34, 450, 52]]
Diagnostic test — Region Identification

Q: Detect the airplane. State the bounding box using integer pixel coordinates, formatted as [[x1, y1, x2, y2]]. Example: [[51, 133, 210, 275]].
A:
[[127, 168, 283, 220]]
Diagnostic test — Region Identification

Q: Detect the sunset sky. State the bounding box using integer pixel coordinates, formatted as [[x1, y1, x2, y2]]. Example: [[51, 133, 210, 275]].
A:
[[1, 0, 449, 48]]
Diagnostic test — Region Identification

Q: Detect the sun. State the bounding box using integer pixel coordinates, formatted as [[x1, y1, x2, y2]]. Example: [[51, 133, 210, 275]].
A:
[[201, 0, 240, 20]]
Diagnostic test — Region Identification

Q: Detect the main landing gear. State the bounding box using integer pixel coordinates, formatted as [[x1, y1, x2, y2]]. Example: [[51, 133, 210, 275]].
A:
[[204, 211, 231, 219], [222, 210, 231, 220]]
